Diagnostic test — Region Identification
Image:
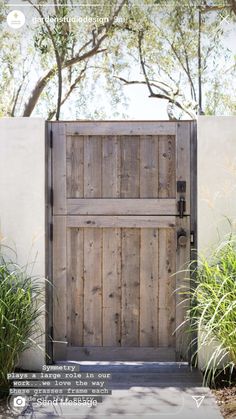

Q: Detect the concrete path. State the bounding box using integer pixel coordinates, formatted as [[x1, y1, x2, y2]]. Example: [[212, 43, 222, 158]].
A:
[[15, 362, 223, 419]]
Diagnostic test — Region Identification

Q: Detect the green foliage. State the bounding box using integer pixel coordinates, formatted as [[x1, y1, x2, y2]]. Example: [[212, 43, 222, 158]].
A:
[[181, 236, 236, 386], [34, 2, 76, 61], [0, 252, 46, 392]]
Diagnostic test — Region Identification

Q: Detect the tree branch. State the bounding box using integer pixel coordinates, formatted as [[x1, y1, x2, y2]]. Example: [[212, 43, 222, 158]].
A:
[[27, 0, 63, 120], [48, 63, 88, 120], [178, 25, 197, 101], [136, 30, 196, 119], [115, 75, 196, 119], [114, 76, 174, 96], [23, 0, 127, 117]]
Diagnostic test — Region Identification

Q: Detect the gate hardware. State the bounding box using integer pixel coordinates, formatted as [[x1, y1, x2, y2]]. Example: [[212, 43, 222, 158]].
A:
[[50, 187, 54, 207], [190, 231, 195, 245], [49, 223, 53, 242], [177, 228, 187, 247], [177, 180, 186, 193], [50, 130, 53, 148], [177, 196, 186, 218]]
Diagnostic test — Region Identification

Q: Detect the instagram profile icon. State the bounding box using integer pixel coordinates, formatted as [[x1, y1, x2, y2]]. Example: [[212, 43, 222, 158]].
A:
[[7, 10, 25, 29]]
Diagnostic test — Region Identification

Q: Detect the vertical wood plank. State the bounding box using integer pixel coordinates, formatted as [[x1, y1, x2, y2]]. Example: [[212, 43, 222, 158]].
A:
[[158, 228, 176, 347], [83, 134, 102, 346], [175, 121, 191, 360], [53, 216, 67, 360], [121, 228, 140, 346], [140, 229, 159, 346], [102, 136, 121, 197], [158, 135, 176, 198], [121, 136, 140, 198], [67, 228, 84, 346], [66, 136, 84, 198], [176, 122, 191, 213], [53, 123, 67, 214], [103, 229, 121, 346], [140, 136, 159, 198], [84, 136, 102, 198], [83, 228, 102, 346], [176, 217, 191, 361]]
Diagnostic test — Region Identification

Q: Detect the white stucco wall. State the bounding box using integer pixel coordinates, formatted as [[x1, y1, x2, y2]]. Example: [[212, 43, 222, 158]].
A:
[[197, 116, 236, 370], [198, 116, 236, 252], [0, 118, 46, 370]]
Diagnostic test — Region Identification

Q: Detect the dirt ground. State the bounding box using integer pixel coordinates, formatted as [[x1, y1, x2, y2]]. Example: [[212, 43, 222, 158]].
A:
[[213, 386, 236, 419]]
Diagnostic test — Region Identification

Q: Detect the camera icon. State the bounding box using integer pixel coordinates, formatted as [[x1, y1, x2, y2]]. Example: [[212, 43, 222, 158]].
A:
[[13, 396, 26, 408]]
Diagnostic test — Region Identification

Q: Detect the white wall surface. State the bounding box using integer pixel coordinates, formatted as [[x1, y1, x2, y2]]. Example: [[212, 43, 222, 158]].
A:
[[198, 116, 236, 252], [0, 118, 46, 370], [197, 116, 236, 370]]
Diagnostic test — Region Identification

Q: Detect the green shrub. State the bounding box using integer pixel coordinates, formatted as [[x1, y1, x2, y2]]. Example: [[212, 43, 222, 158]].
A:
[[0, 253, 45, 392], [182, 236, 236, 386]]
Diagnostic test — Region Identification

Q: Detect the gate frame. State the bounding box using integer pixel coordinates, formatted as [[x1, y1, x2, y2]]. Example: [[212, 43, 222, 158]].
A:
[[45, 120, 197, 365], [45, 121, 54, 364]]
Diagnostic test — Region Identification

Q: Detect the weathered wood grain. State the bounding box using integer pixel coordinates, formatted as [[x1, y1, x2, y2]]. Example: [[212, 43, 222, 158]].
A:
[[121, 136, 140, 198], [121, 229, 140, 346], [67, 215, 176, 228], [65, 121, 176, 136], [67, 227, 84, 346], [53, 123, 66, 214], [83, 228, 102, 346], [67, 198, 176, 215], [66, 136, 84, 198], [158, 228, 176, 347], [140, 136, 159, 198], [176, 217, 190, 361], [176, 122, 191, 213], [53, 216, 67, 359], [84, 136, 102, 198], [158, 135, 176, 198], [51, 122, 192, 362], [140, 229, 159, 346], [102, 136, 121, 197], [103, 229, 121, 346]]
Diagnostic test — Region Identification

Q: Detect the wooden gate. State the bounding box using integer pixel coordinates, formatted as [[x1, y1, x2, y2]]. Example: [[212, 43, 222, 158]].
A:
[[47, 121, 197, 362]]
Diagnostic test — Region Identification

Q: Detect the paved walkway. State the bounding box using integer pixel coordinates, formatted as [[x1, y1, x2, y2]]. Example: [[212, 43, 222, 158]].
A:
[[15, 362, 223, 419]]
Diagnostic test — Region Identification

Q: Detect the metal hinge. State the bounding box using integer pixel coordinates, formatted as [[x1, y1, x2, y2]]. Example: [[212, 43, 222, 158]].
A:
[[190, 231, 195, 245], [50, 187, 54, 207], [50, 130, 53, 148], [49, 223, 53, 241], [177, 196, 186, 218]]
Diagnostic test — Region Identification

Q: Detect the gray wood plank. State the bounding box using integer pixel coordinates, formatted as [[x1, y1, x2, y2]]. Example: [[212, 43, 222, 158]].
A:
[[67, 215, 176, 228], [67, 198, 177, 215], [53, 216, 67, 360], [65, 121, 176, 136]]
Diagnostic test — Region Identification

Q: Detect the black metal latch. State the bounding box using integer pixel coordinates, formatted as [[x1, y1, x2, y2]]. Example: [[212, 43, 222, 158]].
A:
[[177, 196, 186, 218], [177, 180, 186, 218]]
